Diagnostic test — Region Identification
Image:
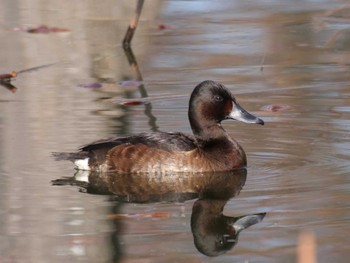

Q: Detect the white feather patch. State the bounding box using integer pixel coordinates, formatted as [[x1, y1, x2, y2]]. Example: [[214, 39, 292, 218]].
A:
[[74, 158, 91, 171]]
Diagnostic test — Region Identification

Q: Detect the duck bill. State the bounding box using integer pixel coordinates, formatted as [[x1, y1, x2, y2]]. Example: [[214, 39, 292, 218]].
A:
[[228, 102, 264, 125], [230, 213, 266, 233]]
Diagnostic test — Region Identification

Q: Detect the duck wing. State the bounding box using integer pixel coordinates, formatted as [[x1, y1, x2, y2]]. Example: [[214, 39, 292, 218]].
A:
[[53, 132, 197, 163], [80, 132, 197, 153]]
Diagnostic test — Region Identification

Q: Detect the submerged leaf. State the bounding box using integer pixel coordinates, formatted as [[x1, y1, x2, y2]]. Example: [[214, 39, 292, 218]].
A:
[[261, 104, 291, 112], [78, 82, 103, 89], [118, 80, 142, 87]]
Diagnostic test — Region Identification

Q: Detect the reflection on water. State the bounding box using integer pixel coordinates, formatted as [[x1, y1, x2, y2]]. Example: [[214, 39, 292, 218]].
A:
[[192, 199, 265, 257], [0, 0, 350, 262], [53, 169, 248, 202], [53, 168, 265, 257]]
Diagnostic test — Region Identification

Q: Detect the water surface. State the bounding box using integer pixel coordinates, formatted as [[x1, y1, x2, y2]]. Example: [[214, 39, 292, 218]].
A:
[[0, 0, 349, 262]]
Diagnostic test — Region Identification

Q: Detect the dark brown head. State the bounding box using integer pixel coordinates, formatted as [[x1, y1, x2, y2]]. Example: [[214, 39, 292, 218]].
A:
[[191, 198, 266, 257], [188, 80, 264, 140]]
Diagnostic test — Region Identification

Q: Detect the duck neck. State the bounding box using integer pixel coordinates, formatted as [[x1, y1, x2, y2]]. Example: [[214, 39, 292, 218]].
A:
[[189, 113, 230, 144]]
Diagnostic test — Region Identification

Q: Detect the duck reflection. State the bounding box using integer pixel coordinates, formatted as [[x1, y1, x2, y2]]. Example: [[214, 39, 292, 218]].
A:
[[54, 168, 246, 202], [53, 168, 265, 257], [192, 198, 265, 257]]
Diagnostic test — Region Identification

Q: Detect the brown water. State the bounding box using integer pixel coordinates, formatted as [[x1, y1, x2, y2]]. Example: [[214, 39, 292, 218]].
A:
[[0, 0, 350, 262]]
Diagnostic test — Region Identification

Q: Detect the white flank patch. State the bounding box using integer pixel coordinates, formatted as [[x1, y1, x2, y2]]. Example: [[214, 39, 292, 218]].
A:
[[74, 170, 90, 182], [74, 158, 91, 171]]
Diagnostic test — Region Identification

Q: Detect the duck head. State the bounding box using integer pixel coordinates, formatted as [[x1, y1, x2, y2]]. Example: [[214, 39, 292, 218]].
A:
[[188, 80, 264, 140]]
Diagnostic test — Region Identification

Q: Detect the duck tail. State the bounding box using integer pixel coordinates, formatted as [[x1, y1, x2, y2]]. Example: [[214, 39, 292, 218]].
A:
[[52, 151, 89, 162]]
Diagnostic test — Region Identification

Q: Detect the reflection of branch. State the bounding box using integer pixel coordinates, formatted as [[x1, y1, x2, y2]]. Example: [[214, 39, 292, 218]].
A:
[[122, 0, 144, 49], [313, 4, 350, 49], [144, 103, 159, 132], [121, 1, 158, 131], [123, 46, 158, 132], [0, 80, 17, 93], [123, 47, 143, 83], [326, 28, 350, 48]]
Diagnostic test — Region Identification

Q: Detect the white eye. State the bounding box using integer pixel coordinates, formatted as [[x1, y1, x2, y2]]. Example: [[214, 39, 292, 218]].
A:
[[214, 95, 223, 102]]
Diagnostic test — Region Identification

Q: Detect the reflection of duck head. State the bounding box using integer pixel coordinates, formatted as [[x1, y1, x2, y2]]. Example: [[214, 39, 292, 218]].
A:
[[53, 168, 266, 257], [191, 198, 266, 257]]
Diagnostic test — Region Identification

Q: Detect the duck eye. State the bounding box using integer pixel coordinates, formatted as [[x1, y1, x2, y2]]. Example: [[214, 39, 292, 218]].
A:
[[214, 95, 223, 102]]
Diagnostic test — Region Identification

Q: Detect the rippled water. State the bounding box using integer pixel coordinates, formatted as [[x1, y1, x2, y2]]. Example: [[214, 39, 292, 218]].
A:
[[0, 0, 350, 262]]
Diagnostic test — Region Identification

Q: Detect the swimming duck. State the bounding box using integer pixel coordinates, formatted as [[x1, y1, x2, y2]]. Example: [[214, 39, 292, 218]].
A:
[[55, 80, 263, 173]]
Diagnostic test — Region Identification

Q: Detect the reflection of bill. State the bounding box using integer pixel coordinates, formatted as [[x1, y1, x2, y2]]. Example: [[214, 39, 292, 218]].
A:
[[53, 168, 266, 257], [192, 198, 265, 257]]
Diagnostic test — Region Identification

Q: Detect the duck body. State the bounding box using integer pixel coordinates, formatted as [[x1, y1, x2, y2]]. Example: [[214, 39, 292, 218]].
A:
[[74, 131, 246, 173], [56, 80, 263, 173]]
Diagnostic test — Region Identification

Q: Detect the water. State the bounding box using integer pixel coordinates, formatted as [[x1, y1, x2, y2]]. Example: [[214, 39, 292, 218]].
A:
[[0, 0, 349, 262]]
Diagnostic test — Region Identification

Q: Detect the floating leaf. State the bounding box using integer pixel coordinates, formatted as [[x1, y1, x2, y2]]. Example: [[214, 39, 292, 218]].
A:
[[27, 25, 51, 33], [158, 24, 169, 30], [120, 99, 149, 106], [19, 25, 71, 34]]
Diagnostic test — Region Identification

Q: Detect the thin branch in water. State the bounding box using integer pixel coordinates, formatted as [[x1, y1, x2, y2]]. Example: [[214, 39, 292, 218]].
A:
[[122, 0, 145, 49], [260, 53, 266, 72]]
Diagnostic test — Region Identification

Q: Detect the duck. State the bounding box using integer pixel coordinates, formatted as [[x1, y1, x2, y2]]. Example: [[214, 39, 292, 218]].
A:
[[54, 80, 264, 173]]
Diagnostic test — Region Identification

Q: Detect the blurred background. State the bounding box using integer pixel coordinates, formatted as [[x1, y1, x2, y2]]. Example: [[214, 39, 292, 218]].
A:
[[0, 0, 349, 262]]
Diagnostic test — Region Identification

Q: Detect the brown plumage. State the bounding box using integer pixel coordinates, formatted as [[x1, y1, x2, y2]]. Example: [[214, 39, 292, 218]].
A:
[[54, 80, 264, 173]]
